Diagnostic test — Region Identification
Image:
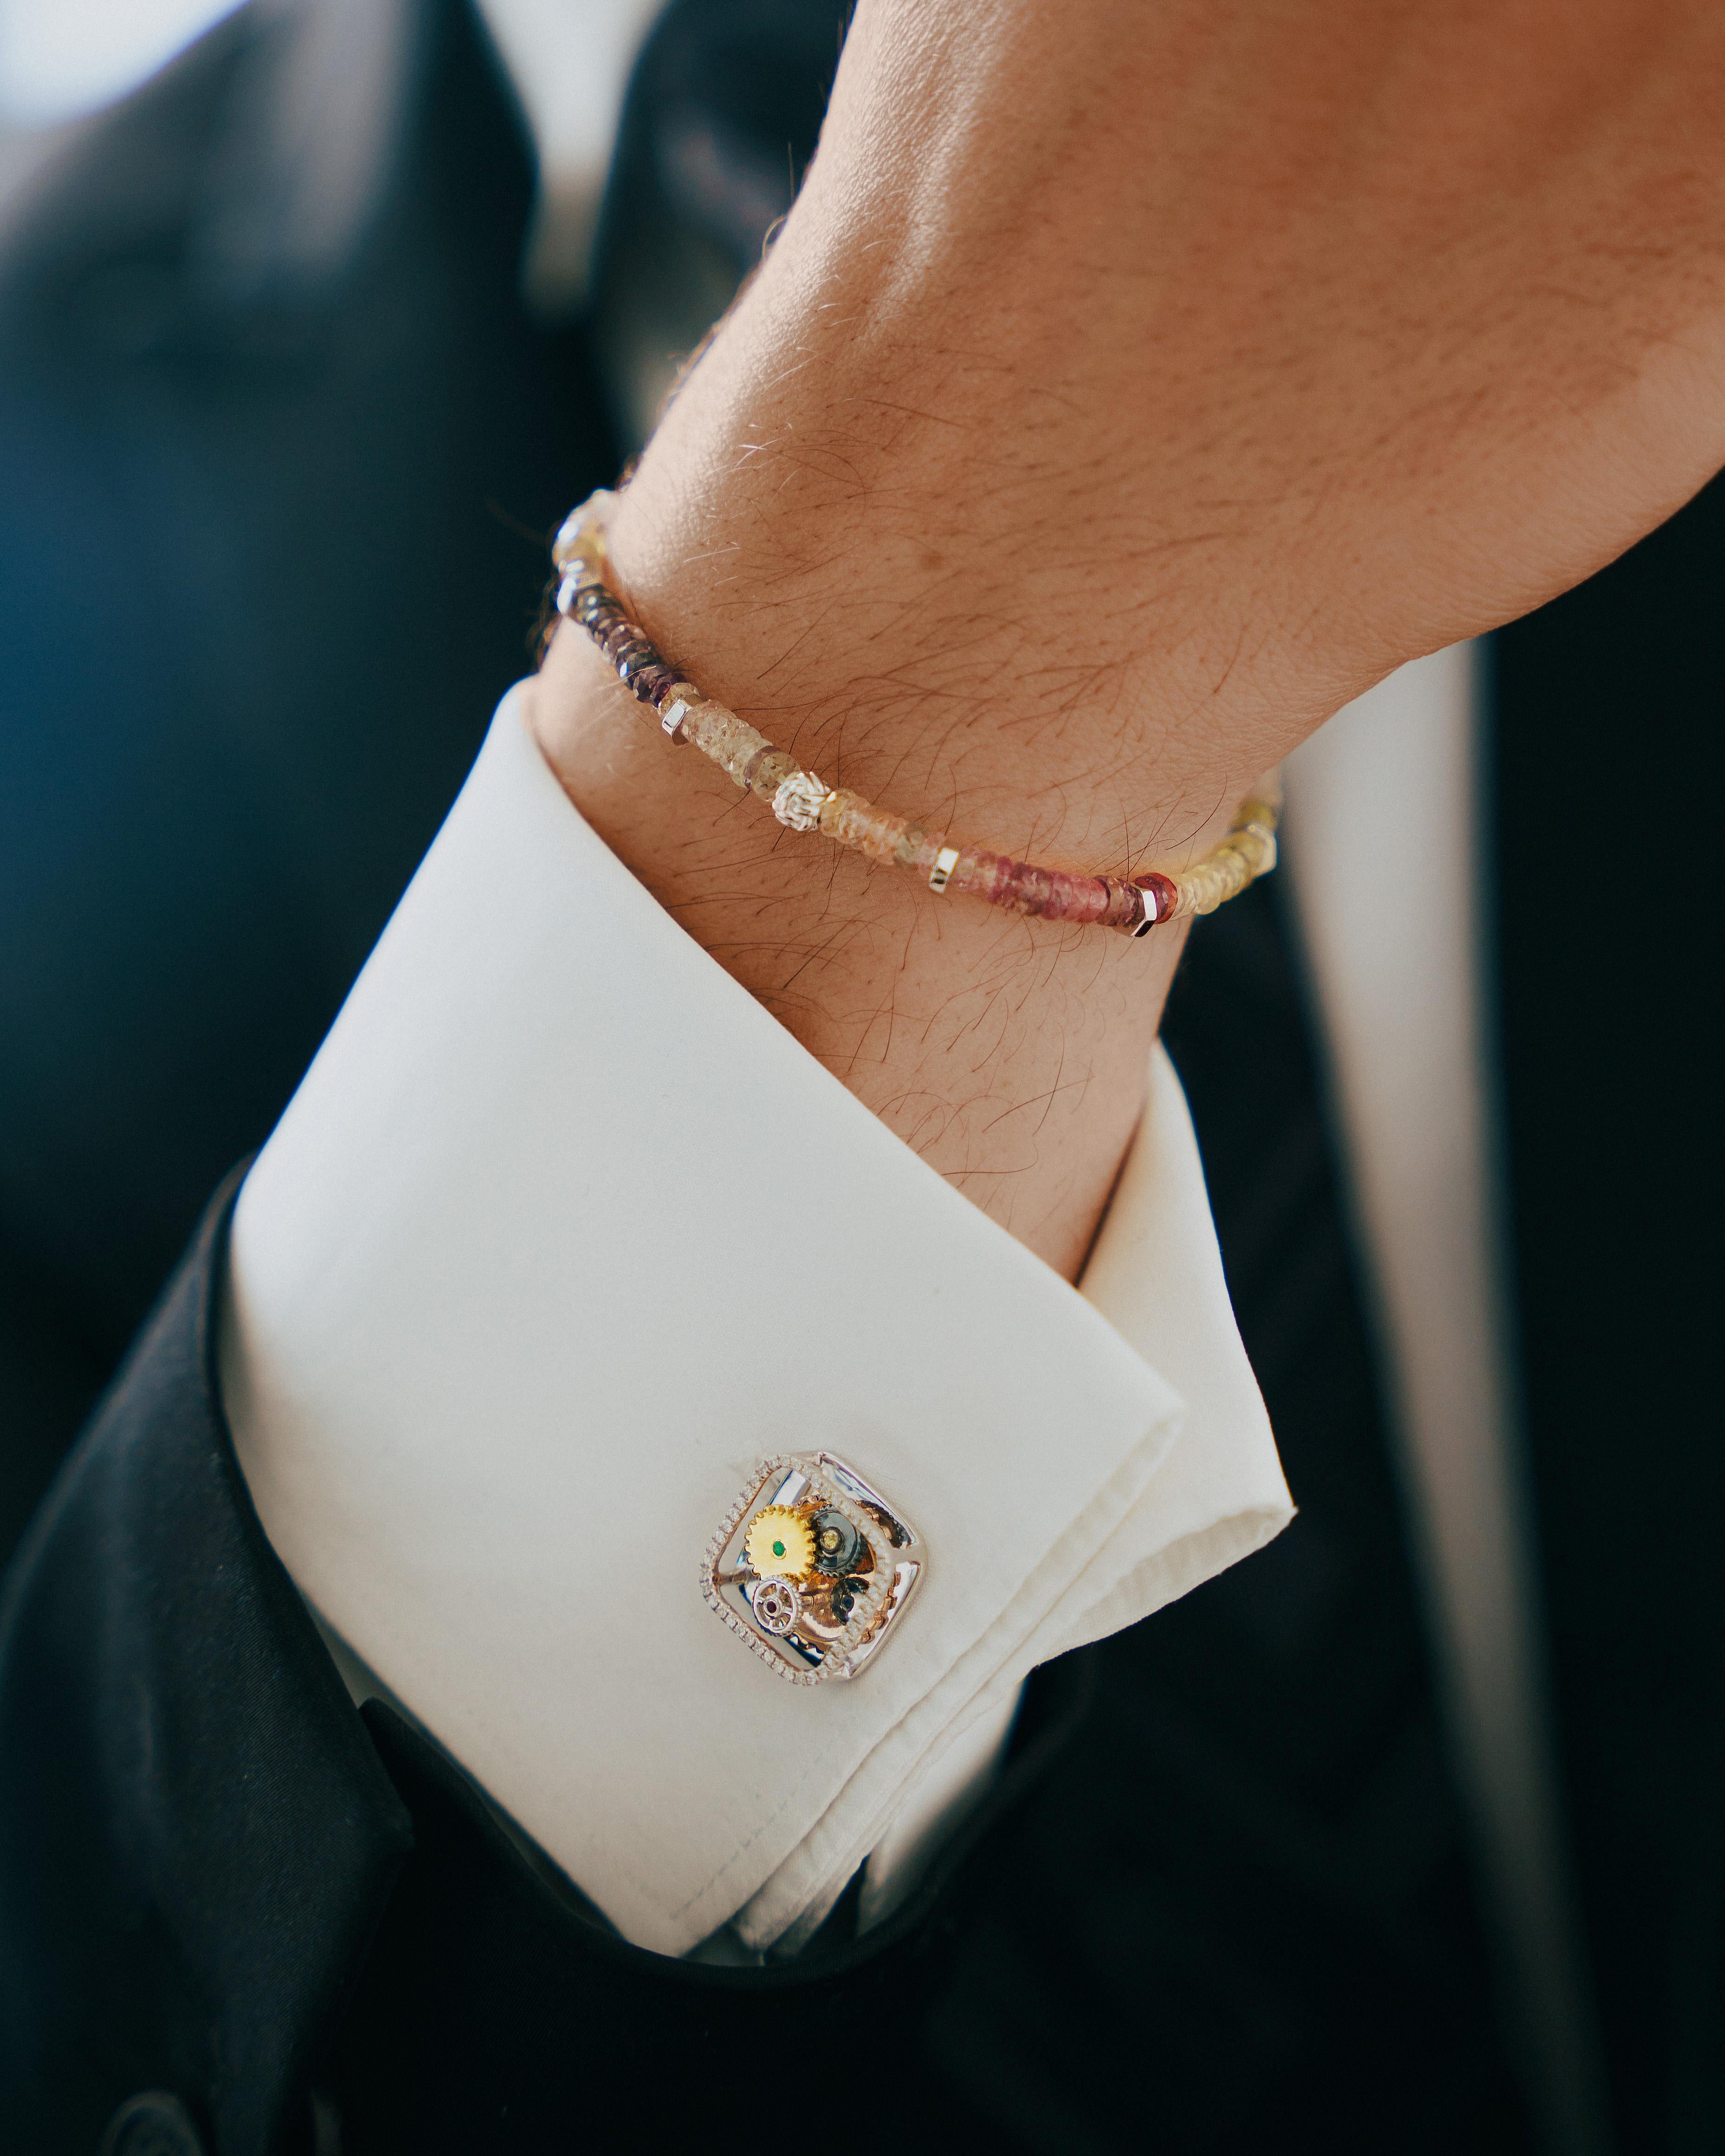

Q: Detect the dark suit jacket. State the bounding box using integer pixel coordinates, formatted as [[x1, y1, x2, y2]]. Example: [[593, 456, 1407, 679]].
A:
[[0, 3, 1718, 2151], [0, 0, 613, 1556]]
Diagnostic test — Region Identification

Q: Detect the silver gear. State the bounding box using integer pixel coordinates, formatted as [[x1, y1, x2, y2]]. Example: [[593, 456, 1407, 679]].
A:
[[750, 1577, 802, 1637]]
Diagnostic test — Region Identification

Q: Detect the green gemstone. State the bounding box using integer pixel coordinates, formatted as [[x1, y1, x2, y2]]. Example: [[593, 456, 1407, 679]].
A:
[[772, 1540, 786, 1558]]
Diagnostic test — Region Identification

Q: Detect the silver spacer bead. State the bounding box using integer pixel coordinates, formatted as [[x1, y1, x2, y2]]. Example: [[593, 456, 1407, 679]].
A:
[[660, 691, 699, 744], [928, 845, 961, 895], [772, 770, 832, 832]]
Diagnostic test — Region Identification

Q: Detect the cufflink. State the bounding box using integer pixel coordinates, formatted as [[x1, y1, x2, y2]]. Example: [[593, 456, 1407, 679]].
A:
[[703, 1453, 924, 1684]]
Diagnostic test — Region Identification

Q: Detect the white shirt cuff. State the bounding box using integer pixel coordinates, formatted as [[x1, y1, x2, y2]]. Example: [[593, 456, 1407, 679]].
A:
[[221, 691, 1292, 1958]]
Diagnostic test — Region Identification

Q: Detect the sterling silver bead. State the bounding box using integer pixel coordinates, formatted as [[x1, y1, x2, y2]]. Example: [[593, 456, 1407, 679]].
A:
[[772, 770, 832, 832], [660, 691, 700, 744]]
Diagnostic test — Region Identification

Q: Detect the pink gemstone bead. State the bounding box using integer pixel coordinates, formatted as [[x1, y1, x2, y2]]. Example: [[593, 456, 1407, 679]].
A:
[[1135, 871, 1178, 924], [1050, 872, 1115, 923], [950, 847, 1009, 904], [1098, 878, 1143, 929], [1003, 861, 1054, 915]]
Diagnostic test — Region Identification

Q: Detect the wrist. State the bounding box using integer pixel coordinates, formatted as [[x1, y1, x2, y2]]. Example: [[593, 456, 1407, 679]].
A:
[[523, 0, 1327, 1275], [528, 618, 1190, 1281], [581, 0, 1367, 866]]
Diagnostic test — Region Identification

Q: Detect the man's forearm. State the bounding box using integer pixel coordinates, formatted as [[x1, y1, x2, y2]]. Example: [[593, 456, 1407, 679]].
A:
[[530, 0, 1725, 1274]]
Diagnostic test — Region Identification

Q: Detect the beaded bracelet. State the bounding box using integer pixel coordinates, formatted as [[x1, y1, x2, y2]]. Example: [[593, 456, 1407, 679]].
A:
[[547, 491, 1279, 936]]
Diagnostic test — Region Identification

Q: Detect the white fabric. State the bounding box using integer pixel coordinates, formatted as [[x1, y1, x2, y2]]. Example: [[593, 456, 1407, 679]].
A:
[[856, 1687, 1020, 1935], [221, 689, 1292, 1960], [475, 0, 663, 311]]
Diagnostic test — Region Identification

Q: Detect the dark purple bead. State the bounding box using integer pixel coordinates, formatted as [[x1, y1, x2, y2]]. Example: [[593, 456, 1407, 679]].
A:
[[618, 646, 664, 685], [632, 663, 678, 706]]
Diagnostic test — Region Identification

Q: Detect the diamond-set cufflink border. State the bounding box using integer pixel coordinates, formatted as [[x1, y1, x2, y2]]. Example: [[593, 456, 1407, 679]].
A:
[[702, 1453, 924, 1684]]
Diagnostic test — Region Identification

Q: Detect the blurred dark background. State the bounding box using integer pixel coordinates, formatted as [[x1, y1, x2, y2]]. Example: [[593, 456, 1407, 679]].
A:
[[0, 0, 854, 1564]]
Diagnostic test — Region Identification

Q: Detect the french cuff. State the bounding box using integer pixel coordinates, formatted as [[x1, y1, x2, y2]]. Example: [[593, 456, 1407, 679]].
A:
[[730, 1049, 1293, 1954], [223, 689, 1292, 1960]]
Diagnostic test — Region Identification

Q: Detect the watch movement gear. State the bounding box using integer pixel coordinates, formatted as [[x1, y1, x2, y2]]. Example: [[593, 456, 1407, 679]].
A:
[[749, 1578, 802, 1636], [809, 1507, 865, 1575], [744, 1505, 815, 1579], [703, 1452, 925, 1685]]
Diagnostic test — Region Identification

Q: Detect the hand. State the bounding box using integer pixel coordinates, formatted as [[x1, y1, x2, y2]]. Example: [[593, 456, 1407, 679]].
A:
[[532, 0, 1725, 1276]]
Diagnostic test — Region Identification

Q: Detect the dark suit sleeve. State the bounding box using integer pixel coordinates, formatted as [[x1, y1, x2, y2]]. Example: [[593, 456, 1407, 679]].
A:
[[0, 1172, 1098, 2156], [0, 1173, 413, 2155]]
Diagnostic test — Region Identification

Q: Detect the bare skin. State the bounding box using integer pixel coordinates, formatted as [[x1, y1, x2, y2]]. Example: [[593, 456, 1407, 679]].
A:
[[530, 0, 1725, 1278]]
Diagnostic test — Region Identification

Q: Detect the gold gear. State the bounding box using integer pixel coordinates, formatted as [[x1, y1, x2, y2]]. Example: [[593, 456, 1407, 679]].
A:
[[745, 1505, 816, 1580]]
